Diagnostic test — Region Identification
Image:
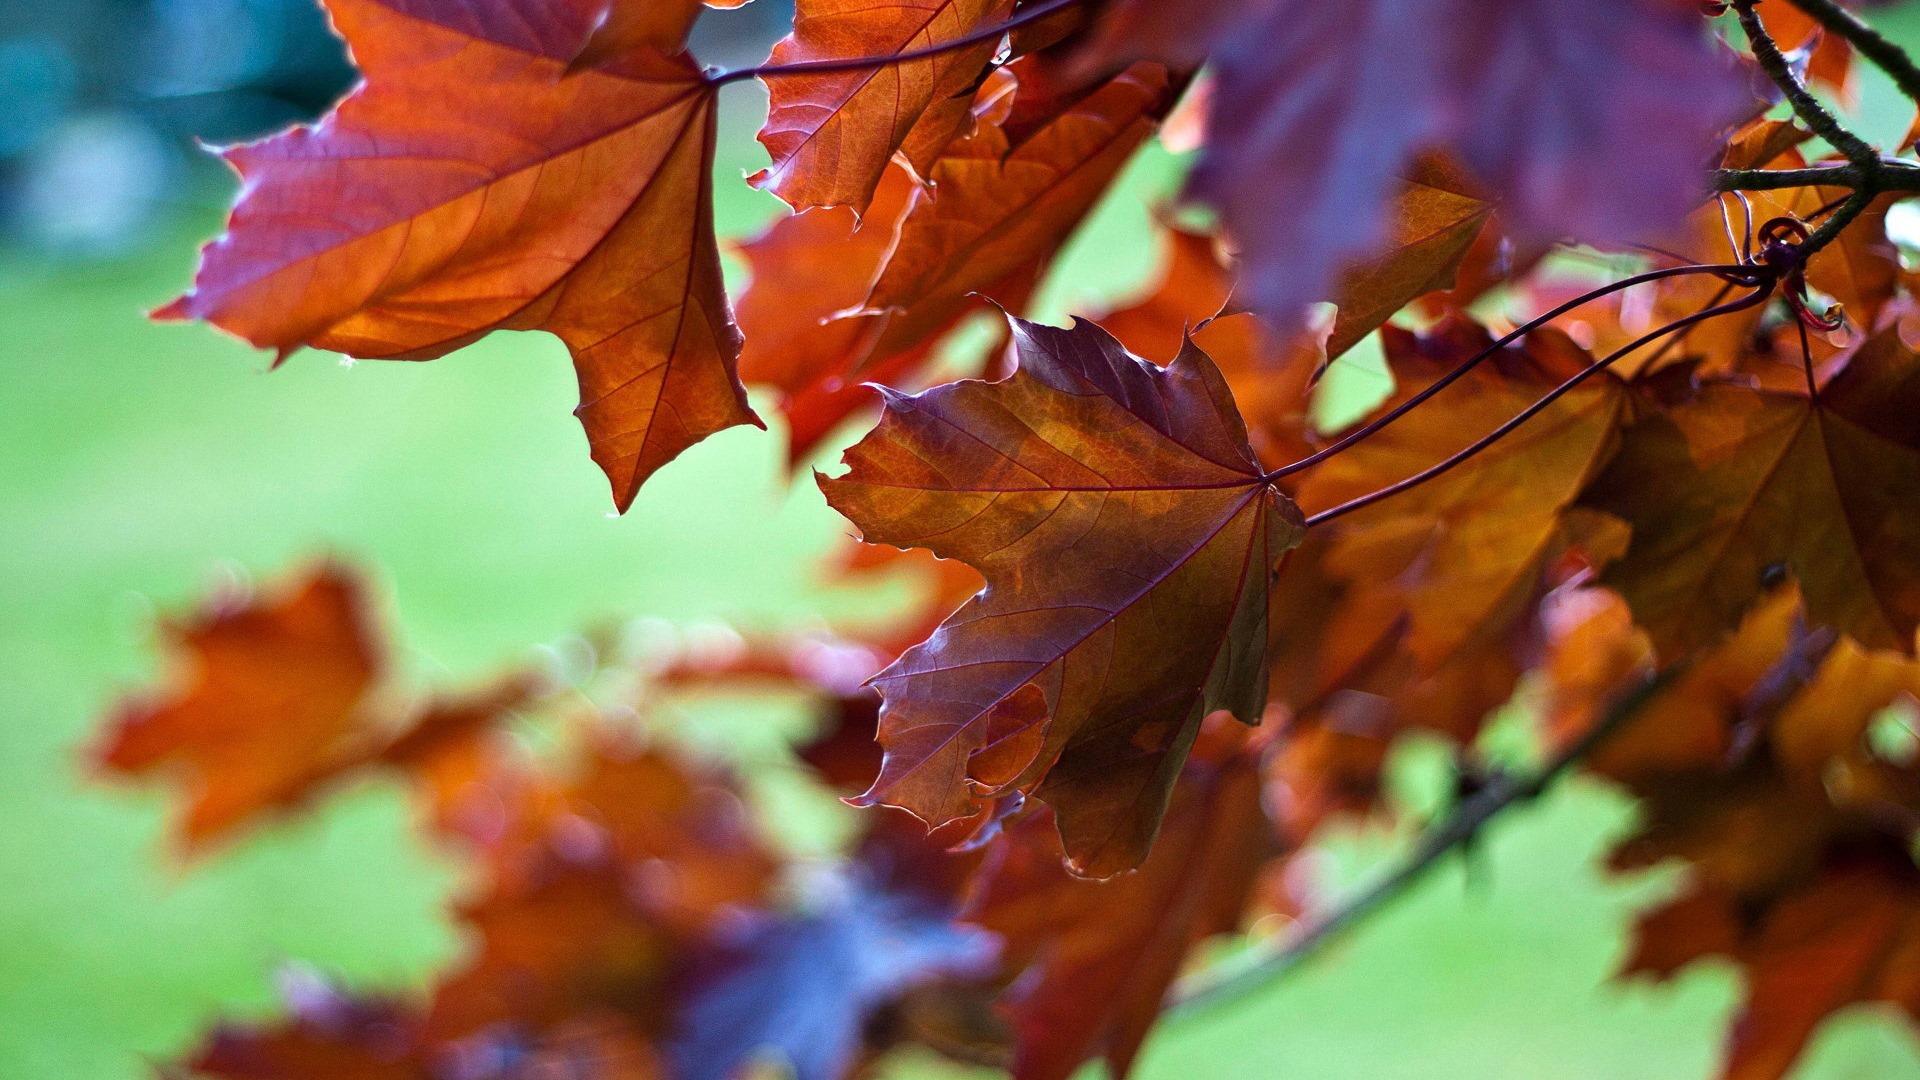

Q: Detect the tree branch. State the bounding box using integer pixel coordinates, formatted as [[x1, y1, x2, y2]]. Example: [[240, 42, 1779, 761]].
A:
[[1787, 0, 1920, 109], [1716, 161, 1920, 192], [1169, 666, 1685, 1017], [1734, 0, 1878, 165]]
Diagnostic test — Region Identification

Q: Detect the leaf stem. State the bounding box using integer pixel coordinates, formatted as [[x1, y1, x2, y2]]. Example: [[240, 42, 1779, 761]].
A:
[[1169, 665, 1685, 1016], [706, 0, 1088, 87], [1259, 263, 1761, 484], [1300, 283, 1775, 527], [1787, 0, 1920, 108]]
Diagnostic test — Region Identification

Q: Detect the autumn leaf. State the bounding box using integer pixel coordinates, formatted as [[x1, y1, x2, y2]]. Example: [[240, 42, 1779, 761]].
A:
[[572, 0, 751, 70], [1298, 322, 1626, 675], [1584, 326, 1920, 658], [666, 874, 996, 1080], [1755, 0, 1856, 101], [752, 0, 1015, 212], [473, 737, 780, 938], [1543, 579, 1920, 1080], [1322, 158, 1492, 360], [188, 983, 430, 1080], [736, 58, 1169, 464], [1089, 225, 1315, 468], [820, 314, 1304, 877], [159, 0, 757, 511], [94, 564, 382, 850], [96, 563, 536, 852], [1628, 849, 1920, 1080], [1182, 0, 1748, 325], [964, 721, 1271, 1080], [1094, 162, 1488, 378], [733, 163, 978, 465], [849, 61, 1178, 373], [1266, 528, 1530, 750]]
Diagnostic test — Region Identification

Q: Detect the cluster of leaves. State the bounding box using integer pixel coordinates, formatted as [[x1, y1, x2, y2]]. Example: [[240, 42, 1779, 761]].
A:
[[135, 0, 1920, 1076], [100, 558, 1278, 1080]]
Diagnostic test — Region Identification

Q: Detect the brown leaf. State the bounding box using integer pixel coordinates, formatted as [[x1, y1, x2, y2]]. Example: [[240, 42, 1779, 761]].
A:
[[854, 63, 1178, 360], [188, 987, 430, 1080], [475, 737, 779, 938], [95, 564, 383, 850], [733, 163, 969, 465], [1089, 225, 1315, 468], [821, 314, 1304, 876], [1183, 0, 1749, 327], [1323, 157, 1492, 360], [97, 564, 541, 853], [1552, 584, 1920, 1080], [1299, 322, 1626, 675], [964, 720, 1272, 1080], [569, 0, 753, 70], [426, 860, 679, 1041], [1756, 2, 1857, 102], [159, 0, 757, 511], [1584, 328, 1920, 657], [1629, 849, 1920, 1080], [751, 0, 1016, 212]]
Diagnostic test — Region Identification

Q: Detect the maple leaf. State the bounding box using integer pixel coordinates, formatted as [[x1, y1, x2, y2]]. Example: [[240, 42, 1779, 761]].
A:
[[1249, 320, 1626, 773], [96, 563, 538, 853], [1088, 225, 1315, 468], [964, 721, 1271, 1080], [1266, 528, 1531, 752], [1544, 580, 1920, 1080], [736, 58, 1170, 465], [472, 737, 780, 939], [820, 314, 1304, 877], [1094, 162, 1489, 373], [1627, 848, 1920, 1080], [1320, 157, 1493, 360], [94, 564, 382, 850], [733, 163, 978, 466], [1755, 0, 1857, 100], [159, 0, 757, 511], [1583, 326, 1920, 658], [1176, 0, 1748, 324], [188, 982, 430, 1080], [1265, 706, 1394, 843], [752, 0, 1016, 212], [851, 61, 1179, 369], [1297, 322, 1627, 676], [573, 0, 752, 69], [666, 873, 996, 1080]]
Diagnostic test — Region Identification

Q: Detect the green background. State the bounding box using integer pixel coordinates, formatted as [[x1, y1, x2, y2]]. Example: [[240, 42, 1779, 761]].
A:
[[7, 12, 1920, 1080]]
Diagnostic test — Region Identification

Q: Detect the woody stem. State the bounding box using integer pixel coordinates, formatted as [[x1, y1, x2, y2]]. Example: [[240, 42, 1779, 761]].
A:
[[1786, 0, 1920, 107], [1170, 664, 1685, 1016]]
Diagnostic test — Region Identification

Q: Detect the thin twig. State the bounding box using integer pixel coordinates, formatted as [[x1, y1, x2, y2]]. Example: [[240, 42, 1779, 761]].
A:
[[1170, 666, 1685, 1016], [707, 0, 1086, 87], [1734, 0, 1879, 165], [1787, 0, 1920, 108]]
